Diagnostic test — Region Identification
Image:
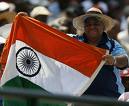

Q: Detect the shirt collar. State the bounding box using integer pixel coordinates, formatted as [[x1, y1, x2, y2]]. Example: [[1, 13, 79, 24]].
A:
[[82, 32, 109, 47]]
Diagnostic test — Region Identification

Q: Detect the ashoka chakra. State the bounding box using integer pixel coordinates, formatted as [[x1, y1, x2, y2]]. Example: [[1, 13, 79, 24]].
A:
[[16, 47, 41, 77]]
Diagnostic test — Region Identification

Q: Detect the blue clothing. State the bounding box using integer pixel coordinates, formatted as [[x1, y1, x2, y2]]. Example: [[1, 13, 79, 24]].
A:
[[68, 32, 128, 98]]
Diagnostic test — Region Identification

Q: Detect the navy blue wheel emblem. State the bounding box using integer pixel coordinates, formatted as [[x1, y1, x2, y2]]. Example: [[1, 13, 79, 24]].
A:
[[16, 47, 41, 77]]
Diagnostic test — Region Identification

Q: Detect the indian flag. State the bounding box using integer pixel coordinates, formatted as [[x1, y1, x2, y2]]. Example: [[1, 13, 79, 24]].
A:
[[0, 14, 108, 105]]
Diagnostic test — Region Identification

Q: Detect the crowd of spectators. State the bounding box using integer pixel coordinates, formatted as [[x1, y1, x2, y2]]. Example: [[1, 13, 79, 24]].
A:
[[0, 0, 128, 33]]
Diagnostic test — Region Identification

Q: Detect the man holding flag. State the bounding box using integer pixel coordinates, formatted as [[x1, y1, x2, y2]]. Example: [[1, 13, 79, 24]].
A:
[[72, 7, 128, 98], [0, 11, 107, 106], [0, 8, 128, 106]]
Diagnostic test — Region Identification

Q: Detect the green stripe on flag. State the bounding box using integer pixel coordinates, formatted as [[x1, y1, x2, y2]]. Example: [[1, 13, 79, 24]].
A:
[[3, 76, 49, 91], [2, 76, 67, 106]]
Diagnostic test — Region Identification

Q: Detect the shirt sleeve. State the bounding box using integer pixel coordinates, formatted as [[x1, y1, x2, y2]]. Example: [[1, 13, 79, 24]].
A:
[[112, 40, 129, 67], [112, 40, 128, 57]]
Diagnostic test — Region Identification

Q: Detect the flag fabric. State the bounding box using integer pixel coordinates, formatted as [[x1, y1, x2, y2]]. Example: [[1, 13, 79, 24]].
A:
[[0, 14, 108, 105]]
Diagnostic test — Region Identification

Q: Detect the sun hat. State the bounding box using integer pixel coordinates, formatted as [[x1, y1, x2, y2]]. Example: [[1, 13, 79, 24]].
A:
[[30, 6, 52, 18], [73, 7, 114, 33]]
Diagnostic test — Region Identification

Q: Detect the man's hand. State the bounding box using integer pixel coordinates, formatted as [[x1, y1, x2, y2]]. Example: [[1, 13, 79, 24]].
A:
[[102, 54, 128, 68], [102, 54, 115, 65]]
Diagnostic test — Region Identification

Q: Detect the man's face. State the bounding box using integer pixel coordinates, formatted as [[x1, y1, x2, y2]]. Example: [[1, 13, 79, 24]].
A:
[[84, 17, 105, 39]]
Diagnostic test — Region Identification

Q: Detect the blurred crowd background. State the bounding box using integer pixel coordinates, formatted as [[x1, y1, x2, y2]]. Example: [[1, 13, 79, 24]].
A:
[[0, 0, 129, 37], [0, 0, 129, 91]]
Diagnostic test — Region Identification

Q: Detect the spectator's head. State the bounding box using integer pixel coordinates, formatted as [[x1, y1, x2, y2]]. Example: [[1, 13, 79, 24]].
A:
[[0, 2, 16, 26], [30, 6, 52, 23], [73, 7, 114, 34]]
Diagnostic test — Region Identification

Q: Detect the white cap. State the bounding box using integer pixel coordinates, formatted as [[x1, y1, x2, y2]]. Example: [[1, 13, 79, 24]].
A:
[[0, 2, 9, 12], [30, 6, 52, 18]]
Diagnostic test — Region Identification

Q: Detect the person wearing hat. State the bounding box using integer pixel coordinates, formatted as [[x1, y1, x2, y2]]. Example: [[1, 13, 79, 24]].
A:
[[0, 2, 16, 26], [72, 7, 129, 98], [0, 1, 16, 39], [30, 6, 52, 23]]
